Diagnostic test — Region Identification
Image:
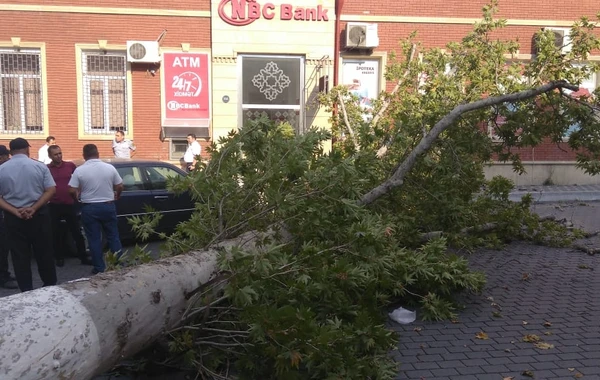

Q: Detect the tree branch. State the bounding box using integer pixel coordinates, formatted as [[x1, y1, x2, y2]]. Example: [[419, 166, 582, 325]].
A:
[[373, 43, 418, 158], [358, 80, 579, 206], [338, 94, 360, 150]]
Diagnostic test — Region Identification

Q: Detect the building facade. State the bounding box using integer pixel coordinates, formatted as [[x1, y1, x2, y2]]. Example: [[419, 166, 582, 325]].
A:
[[1, 0, 599, 183]]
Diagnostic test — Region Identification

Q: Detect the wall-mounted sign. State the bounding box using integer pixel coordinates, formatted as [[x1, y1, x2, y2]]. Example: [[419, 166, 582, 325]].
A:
[[341, 59, 380, 112], [218, 0, 329, 26], [161, 52, 211, 137]]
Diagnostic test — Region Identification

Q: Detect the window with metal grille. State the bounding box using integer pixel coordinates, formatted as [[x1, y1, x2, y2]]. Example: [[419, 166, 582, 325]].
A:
[[0, 48, 44, 134], [82, 51, 128, 134]]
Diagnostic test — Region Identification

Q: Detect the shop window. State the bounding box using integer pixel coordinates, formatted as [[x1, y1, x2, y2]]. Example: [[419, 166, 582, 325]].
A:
[[170, 139, 188, 161], [81, 51, 128, 135], [0, 48, 44, 134], [240, 55, 304, 132]]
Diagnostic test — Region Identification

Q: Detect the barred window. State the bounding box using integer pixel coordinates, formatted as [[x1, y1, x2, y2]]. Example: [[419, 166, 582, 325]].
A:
[[82, 51, 128, 134], [0, 48, 44, 134]]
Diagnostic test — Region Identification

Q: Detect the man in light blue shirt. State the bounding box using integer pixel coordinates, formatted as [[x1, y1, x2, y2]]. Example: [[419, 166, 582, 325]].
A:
[[0, 137, 57, 292]]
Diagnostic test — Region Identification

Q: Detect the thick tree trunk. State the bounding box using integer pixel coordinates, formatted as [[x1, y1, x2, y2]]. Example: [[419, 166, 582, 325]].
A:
[[0, 231, 262, 380]]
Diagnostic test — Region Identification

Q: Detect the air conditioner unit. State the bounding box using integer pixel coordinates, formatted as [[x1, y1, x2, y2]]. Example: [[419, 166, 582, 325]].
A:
[[540, 27, 572, 53], [126, 41, 160, 63], [346, 23, 379, 49]]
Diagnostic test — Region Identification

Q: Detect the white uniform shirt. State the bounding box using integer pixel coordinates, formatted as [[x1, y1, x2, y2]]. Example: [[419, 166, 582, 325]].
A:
[[112, 139, 136, 159], [38, 144, 51, 165], [183, 140, 201, 163], [68, 159, 123, 203]]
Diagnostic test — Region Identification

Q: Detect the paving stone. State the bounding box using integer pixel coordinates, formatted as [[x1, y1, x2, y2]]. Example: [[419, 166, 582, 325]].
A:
[[416, 354, 444, 362], [531, 361, 560, 370], [484, 357, 514, 366], [455, 365, 485, 375], [430, 367, 460, 377], [482, 364, 511, 373], [402, 369, 433, 379], [411, 361, 440, 370]]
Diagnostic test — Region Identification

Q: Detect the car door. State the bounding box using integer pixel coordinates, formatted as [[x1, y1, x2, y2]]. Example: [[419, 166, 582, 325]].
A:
[[142, 164, 194, 232], [113, 164, 155, 242]]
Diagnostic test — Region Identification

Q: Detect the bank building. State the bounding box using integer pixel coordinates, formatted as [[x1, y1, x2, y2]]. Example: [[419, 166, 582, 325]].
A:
[[1, 0, 599, 184]]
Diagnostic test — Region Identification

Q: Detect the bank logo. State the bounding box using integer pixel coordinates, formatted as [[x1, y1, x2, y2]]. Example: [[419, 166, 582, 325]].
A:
[[252, 61, 291, 101], [218, 0, 329, 26]]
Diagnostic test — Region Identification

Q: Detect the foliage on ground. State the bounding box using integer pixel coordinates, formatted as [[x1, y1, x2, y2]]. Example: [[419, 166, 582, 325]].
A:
[[125, 2, 599, 379]]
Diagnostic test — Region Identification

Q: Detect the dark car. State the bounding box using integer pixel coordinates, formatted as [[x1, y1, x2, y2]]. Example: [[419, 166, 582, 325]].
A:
[[74, 159, 195, 242]]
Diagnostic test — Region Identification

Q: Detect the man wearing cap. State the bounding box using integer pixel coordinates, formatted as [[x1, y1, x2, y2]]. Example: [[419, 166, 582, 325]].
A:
[[0, 145, 18, 289], [69, 144, 123, 274], [0, 138, 57, 292]]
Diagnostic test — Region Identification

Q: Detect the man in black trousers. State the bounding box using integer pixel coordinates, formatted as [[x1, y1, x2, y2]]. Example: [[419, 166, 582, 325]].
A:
[[0, 145, 17, 289], [0, 138, 57, 292], [47, 145, 91, 266]]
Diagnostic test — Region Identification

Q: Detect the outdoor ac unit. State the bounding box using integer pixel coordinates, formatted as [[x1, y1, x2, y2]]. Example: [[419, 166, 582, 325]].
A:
[[346, 23, 379, 49], [540, 27, 572, 53], [126, 41, 160, 63]]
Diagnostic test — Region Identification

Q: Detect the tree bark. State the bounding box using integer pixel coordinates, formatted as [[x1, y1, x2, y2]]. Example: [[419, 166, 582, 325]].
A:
[[358, 80, 579, 206], [0, 230, 264, 380]]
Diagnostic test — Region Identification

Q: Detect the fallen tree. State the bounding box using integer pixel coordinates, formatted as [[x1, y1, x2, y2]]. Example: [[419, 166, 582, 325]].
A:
[[0, 231, 267, 380]]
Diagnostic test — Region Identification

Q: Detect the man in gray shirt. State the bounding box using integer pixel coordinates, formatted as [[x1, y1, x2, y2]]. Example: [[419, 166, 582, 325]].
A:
[[0, 138, 57, 292]]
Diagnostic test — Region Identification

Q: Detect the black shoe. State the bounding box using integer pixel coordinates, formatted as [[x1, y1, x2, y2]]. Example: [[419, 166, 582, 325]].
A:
[[0, 279, 18, 289], [91, 268, 100, 275], [55, 259, 65, 267]]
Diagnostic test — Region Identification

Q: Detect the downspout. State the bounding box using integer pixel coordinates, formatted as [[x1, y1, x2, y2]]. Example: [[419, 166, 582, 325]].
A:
[[333, 0, 345, 88], [333, 0, 345, 118]]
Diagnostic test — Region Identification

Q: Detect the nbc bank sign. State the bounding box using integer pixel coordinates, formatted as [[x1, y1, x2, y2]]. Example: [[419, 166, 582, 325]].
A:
[[218, 0, 330, 26]]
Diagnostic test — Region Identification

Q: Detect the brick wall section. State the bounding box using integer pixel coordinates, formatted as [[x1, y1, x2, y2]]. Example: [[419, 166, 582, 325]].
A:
[[0, 3, 210, 162], [343, 0, 600, 20], [6, 0, 210, 11]]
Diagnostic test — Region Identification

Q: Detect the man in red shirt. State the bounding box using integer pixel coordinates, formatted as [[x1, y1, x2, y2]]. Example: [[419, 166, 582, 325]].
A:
[[47, 145, 91, 266]]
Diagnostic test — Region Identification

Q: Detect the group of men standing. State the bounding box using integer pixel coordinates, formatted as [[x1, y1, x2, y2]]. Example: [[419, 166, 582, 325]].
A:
[[0, 137, 124, 292], [0, 130, 200, 292]]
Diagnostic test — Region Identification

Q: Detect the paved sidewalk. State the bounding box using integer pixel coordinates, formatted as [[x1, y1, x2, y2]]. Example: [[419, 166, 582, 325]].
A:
[[391, 202, 600, 380], [509, 184, 600, 203]]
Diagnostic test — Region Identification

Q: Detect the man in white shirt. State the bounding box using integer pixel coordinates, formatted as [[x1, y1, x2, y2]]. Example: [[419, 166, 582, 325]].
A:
[[37, 136, 55, 165], [183, 133, 201, 172], [68, 144, 123, 274], [112, 130, 136, 159]]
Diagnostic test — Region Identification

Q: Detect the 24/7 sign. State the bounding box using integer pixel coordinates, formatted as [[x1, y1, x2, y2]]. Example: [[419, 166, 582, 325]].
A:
[[162, 52, 210, 121]]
